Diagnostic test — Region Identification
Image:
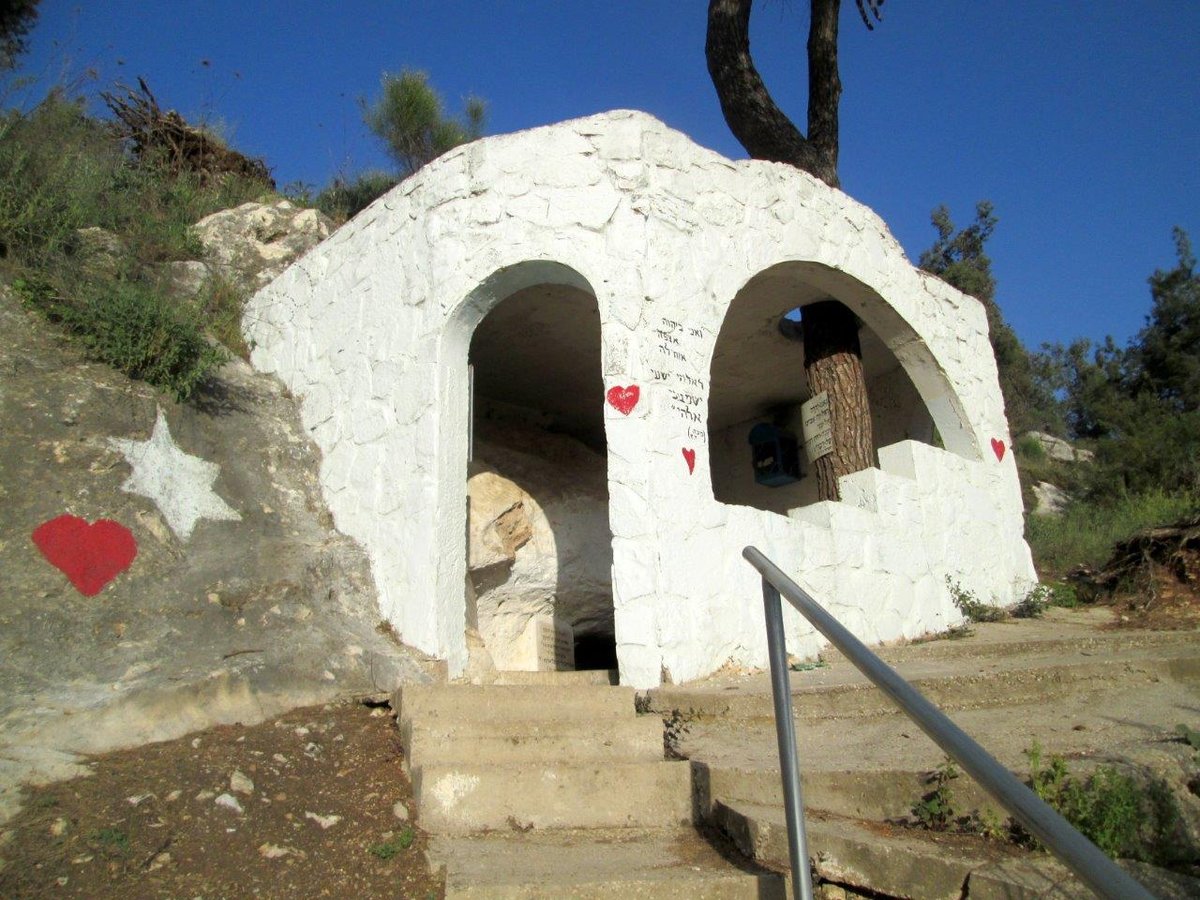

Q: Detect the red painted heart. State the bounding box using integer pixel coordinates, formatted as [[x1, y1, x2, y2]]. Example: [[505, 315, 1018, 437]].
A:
[[32, 515, 137, 597], [682, 447, 696, 474], [606, 384, 640, 416], [991, 438, 1006, 461]]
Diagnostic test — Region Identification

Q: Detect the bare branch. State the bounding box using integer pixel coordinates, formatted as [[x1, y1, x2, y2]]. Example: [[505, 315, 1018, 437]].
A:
[[855, 0, 884, 30]]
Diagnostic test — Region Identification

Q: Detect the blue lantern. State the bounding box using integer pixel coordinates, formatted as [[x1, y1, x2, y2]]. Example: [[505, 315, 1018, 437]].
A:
[[748, 423, 802, 486]]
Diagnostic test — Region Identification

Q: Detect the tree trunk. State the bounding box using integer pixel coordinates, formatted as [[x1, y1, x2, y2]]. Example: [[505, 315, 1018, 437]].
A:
[[802, 301, 875, 500], [706, 0, 874, 501]]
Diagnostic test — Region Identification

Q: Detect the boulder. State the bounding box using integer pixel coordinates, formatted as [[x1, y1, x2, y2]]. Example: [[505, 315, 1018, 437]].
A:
[[1031, 481, 1071, 516], [467, 420, 613, 672], [160, 260, 213, 299], [74, 226, 126, 278], [1022, 431, 1095, 464], [192, 199, 333, 292]]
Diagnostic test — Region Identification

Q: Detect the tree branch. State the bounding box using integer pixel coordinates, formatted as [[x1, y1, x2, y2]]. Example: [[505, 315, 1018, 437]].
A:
[[807, 0, 841, 180], [706, 0, 842, 187]]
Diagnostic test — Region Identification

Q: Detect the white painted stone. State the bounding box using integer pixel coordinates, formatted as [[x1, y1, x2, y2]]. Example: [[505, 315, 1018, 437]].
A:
[[245, 110, 1035, 687]]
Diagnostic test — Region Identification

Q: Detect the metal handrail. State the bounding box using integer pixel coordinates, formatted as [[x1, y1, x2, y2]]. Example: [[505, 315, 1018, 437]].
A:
[[743, 545, 1155, 900]]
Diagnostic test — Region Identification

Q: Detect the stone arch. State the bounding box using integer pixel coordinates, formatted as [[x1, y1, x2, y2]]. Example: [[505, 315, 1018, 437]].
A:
[[707, 260, 977, 515], [435, 260, 614, 675]]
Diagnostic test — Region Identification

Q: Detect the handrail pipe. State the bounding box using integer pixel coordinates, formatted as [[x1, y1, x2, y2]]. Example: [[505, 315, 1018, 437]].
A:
[[742, 545, 1155, 900]]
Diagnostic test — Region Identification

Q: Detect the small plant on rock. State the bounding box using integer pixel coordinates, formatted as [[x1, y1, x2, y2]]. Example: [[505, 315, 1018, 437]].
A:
[[663, 708, 691, 760], [912, 758, 960, 830], [369, 826, 414, 859], [1011, 584, 1051, 618], [946, 578, 1007, 623], [89, 826, 131, 856], [1174, 724, 1200, 763]]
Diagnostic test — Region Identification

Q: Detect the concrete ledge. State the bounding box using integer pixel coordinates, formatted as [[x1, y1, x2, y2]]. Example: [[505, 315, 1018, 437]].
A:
[[395, 684, 637, 725], [401, 715, 663, 771], [431, 827, 786, 898], [715, 800, 1010, 900], [415, 760, 693, 832]]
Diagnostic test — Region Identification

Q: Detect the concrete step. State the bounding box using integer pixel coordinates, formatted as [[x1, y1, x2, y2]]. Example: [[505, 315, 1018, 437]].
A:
[[414, 760, 693, 833], [430, 827, 786, 899], [714, 800, 1023, 900], [647, 647, 1200, 722], [676, 674, 1200, 779], [492, 669, 618, 686], [395, 683, 636, 726], [401, 715, 663, 772], [694, 763, 1001, 824]]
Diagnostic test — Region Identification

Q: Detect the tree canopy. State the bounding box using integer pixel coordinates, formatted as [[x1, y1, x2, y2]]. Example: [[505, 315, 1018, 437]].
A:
[[362, 69, 485, 179], [0, 0, 39, 71], [918, 202, 1059, 435], [1039, 229, 1200, 498]]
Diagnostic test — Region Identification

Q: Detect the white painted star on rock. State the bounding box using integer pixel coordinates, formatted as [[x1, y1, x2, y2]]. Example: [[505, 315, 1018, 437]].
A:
[[109, 408, 242, 541]]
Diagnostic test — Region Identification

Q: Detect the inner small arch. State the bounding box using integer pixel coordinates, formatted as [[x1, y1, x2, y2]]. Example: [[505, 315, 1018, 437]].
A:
[[708, 262, 967, 516]]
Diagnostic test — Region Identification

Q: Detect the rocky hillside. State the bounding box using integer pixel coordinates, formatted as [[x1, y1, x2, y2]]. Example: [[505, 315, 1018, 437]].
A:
[[0, 283, 434, 824]]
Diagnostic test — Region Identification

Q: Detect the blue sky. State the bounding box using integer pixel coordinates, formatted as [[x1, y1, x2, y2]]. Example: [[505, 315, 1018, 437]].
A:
[[17, 1, 1199, 352]]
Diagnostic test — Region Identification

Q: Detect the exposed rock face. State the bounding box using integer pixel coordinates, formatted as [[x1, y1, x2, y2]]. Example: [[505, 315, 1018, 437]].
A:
[[0, 286, 431, 824], [192, 199, 332, 292], [161, 259, 213, 298], [1023, 431, 1095, 464], [1032, 480, 1071, 516], [75, 226, 126, 278], [467, 420, 612, 672]]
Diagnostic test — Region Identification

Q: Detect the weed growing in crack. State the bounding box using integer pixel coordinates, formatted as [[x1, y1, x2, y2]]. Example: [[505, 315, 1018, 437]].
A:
[[663, 709, 691, 760], [911, 758, 959, 830], [946, 578, 1007, 623], [368, 827, 414, 859]]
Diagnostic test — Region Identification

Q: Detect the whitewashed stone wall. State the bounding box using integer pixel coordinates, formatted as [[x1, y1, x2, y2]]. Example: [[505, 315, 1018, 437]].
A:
[[244, 110, 1036, 688]]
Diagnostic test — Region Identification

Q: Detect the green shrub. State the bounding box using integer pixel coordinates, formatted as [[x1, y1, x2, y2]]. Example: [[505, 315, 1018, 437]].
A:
[[1011, 585, 1050, 619], [1015, 433, 1048, 461], [1025, 742, 1187, 865], [315, 170, 398, 223], [195, 273, 250, 359], [16, 272, 224, 401], [1025, 490, 1200, 578], [947, 578, 1007, 623], [0, 90, 269, 399]]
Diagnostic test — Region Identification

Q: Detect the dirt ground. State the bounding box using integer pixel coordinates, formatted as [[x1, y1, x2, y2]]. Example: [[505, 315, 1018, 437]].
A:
[[1, 595, 1195, 899], [0, 698, 443, 899]]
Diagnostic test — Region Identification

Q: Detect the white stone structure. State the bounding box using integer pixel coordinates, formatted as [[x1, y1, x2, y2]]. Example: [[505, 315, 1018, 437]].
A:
[[244, 110, 1036, 688]]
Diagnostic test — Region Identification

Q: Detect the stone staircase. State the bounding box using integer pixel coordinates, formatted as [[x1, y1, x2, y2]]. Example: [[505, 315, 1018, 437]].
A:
[[649, 609, 1200, 898], [393, 675, 785, 898]]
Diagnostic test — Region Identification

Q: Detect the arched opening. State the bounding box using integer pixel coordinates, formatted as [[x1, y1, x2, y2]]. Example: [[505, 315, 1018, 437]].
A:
[[708, 262, 959, 516], [465, 280, 616, 674]]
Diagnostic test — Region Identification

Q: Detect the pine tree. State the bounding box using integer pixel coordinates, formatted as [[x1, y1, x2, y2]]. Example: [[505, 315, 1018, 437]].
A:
[[363, 70, 485, 179], [918, 202, 1059, 434]]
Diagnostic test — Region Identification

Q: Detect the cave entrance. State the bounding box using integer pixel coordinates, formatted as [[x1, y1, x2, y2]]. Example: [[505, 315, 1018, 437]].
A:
[[465, 281, 616, 675]]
